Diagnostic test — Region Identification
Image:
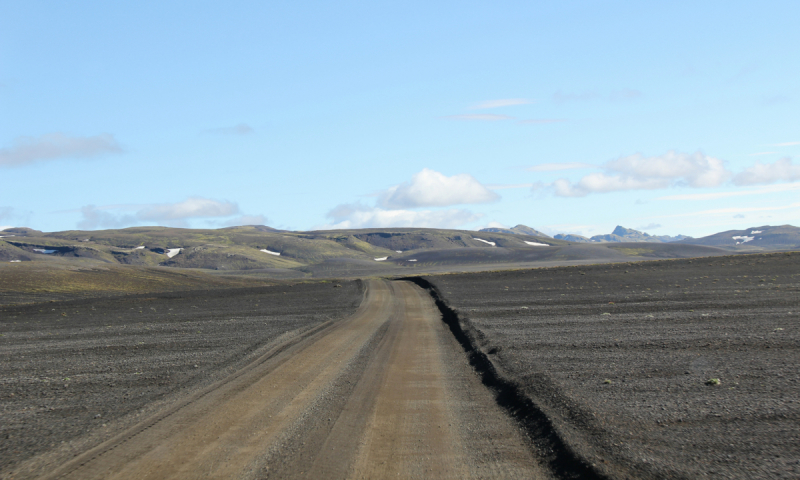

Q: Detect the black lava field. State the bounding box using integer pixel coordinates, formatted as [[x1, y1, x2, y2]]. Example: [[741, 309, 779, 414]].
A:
[[424, 251, 800, 479], [0, 280, 364, 474]]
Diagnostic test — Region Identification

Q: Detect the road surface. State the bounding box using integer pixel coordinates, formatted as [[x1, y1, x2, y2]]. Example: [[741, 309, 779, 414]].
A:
[[45, 279, 545, 479]]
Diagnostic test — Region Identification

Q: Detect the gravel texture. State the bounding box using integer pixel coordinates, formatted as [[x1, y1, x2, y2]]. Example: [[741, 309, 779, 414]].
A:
[[424, 251, 800, 479], [0, 280, 363, 476]]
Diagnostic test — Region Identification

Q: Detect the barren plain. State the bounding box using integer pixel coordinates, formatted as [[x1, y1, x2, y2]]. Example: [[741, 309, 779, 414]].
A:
[[1, 249, 798, 479], [421, 251, 800, 478]]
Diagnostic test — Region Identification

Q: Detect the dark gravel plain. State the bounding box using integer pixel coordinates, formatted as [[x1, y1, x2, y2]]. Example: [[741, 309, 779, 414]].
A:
[[0, 279, 363, 477], [424, 251, 800, 479]]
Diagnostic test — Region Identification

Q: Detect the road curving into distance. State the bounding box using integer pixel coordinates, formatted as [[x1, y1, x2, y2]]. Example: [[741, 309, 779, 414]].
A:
[[43, 279, 546, 479]]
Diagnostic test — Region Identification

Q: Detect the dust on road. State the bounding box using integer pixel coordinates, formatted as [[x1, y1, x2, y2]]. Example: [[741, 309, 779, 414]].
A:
[[43, 280, 544, 479]]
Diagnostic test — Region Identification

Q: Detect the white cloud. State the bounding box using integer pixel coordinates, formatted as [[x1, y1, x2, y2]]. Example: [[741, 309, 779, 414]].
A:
[[77, 197, 242, 229], [749, 151, 778, 156], [769, 141, 800, 147], [553, 174, 668, 197], [549, 151, 730, 197], [77, 206, 138, 230], [323, 205, 481, 229], [220, 214, 269, 226], [378, 168, 499, 208], [732, 157, 800, 185], [444, 114, 514, 121], [137, 197, 239, 221], [202, 123, 254, 135], [478, 221, 508, 230], [527, 162, 595, 172], [471, 98, 532, 109], [605, 151, 729, 188], [638, 223, 662, 230], [0, 132, 122, 167]]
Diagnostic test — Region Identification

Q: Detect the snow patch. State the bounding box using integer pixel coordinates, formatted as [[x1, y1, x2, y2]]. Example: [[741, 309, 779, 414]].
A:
[[166, 248, 182, 258], [408, 259, 417, 262], [260, 249, 280, 256], [474, 238, 496, 246], [374, 257, 388, 261], [9, 260, 21, 263], [750, 230, 762, 234], [134, 246, 145, 249], [732, 236, 754, 243], [524, 241, 550, 247], [396, 250, 403, 253], [33, 249, 56, 254]]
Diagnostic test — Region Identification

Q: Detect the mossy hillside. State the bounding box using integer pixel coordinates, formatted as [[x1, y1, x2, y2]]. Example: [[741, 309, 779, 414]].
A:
[[5, 238, 119, 263], [45, 226, 394, 263], [0, 240, 33, 262], [164, 244, 305, 270]]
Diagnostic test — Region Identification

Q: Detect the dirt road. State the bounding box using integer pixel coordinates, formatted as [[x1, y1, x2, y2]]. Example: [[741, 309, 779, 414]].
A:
[[43, 280, 544, 479]]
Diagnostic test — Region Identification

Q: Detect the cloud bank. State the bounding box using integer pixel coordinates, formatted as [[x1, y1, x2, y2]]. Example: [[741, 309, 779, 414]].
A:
[[378, 168, 499, 208], [137, 197, 239, 221], [732, 157, 800, 185], [324, 204, 481, 229], [0, 132, 123, 167], [549, 151, 729, 197], [322, 168, 495, 230], [78, 197, 251, 229]]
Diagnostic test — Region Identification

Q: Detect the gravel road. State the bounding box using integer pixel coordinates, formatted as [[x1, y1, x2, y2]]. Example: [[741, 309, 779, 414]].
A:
[[5, 280, 546, 479]]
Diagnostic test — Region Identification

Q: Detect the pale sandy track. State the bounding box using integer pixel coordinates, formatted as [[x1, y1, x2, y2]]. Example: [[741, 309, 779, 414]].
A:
[[42, 280, 546, 479]]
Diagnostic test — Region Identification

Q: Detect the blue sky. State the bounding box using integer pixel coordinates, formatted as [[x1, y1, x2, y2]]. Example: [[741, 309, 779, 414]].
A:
[[1, 1, 798, 237]]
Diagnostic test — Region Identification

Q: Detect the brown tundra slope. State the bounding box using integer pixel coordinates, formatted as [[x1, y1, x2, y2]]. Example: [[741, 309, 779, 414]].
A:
[[419, 251, 800, 479]]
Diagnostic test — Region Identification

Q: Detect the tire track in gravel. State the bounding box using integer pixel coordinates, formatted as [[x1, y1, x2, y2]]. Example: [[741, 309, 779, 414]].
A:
[[42, 279, 546, 479]]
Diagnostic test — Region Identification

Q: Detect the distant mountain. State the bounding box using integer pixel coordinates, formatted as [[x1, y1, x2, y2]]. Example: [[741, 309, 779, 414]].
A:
[[553, 226, 690, 244], [553, 233, 590, 243], [679, 225, 800, 250], [589, 226, 691, 243], [479, 224, 550, 238]]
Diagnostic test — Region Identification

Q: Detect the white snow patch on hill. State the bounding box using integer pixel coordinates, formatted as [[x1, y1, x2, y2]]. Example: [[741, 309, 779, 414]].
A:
[[474, 238, 496, 246], [167, 248, 182, 258], [750, 230, 763, 234], [374, 257, 388, 261], [524, 241, 550, 246], [732, 236, 754, 243], [134, 246, 145, 249], [408, 259, 417, 262], [33, 249, 56, 254], [260, 249, 280, 256]]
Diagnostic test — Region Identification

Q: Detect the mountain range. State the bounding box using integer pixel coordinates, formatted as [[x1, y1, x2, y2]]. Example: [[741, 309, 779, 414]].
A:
[[480, 224, 691, 243], [1, 224, 797, 280]]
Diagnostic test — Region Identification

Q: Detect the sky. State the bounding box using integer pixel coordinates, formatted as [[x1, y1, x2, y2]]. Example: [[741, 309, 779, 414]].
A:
[[1, 1, 799, 238]]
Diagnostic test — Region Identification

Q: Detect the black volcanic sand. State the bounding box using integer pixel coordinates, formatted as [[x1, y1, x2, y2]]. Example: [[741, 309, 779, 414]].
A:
[[424, 251, 800, 479], [0, 280, 363, 475]]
